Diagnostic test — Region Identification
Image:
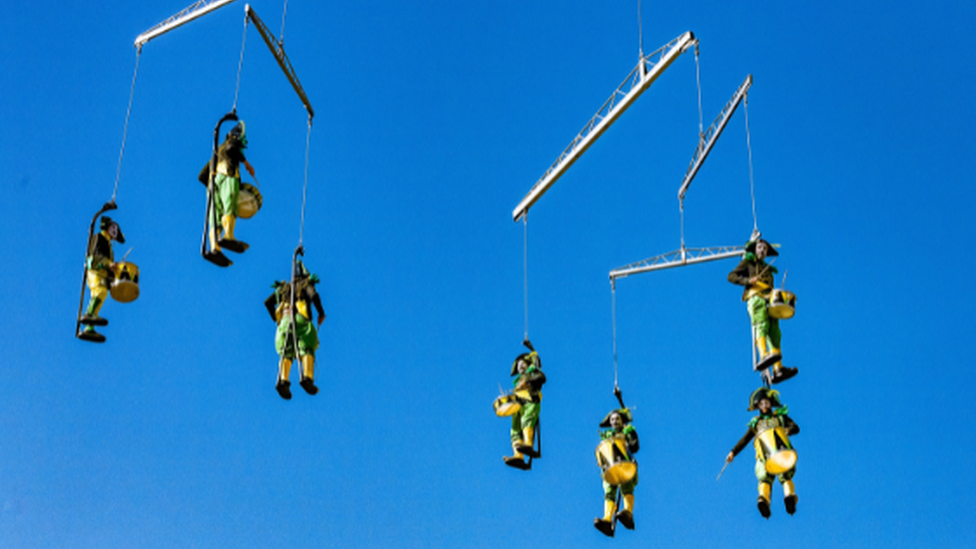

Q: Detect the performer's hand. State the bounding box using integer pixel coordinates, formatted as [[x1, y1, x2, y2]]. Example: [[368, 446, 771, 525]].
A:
[[725, 452, 734, 464], [317, 315, 325, 326]]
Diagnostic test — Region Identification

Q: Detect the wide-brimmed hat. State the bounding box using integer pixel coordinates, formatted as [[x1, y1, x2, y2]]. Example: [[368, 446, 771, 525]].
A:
[[748, 387, 783, 411], [744, 237, 778, 257], [510, 351, 540, 376], [599, 408, 633, 428], [100, 216, 125, 244]]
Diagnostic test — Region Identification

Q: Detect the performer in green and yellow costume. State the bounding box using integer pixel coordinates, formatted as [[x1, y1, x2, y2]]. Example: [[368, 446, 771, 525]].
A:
[[264, 261, 325, 400], [725, 387, 800, 518], [78, 216, 125, 343], [727, 234, 798, 384], [594, 408, 639, 536], [502, 343, 545, 470], [199, 121, 255, 255]]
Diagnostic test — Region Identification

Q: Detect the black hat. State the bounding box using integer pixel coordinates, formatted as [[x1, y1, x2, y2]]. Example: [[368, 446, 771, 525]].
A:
[[510, 351, 539, 377], [100, 216, 125, 244], [744, 236, 778, 257], [748, 387, 783, 411], [599, 408, 633, 428]]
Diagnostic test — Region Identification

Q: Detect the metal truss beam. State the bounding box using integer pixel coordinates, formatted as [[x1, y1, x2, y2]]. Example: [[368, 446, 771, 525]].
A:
[[678, 74, 752, 200], [512, 31, 698, 222], [609, 245, 743, 281], [135, 0, 239, 49], [246, 4, 315, 120]]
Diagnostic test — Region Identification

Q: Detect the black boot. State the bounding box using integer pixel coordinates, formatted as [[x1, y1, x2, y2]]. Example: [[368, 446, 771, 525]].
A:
[[770, 366, 799, 385], [784, 495, 797, 515], [300, 377, 319, 395], [594, 519, 614, 537], [275, 380, 292, 400], [502, 456, 531, 470], [615, 509, 634, 530], [757, 497, 771, 519]]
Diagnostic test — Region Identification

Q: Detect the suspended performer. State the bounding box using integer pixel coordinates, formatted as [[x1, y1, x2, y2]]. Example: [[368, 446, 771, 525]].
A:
[[502, 341, 545, 470], [198, 121, 255, 255], [727, 233, 798, 384], [725, 387, 800, 519], [264, 261, 324, 400], [594, 408, 639, 537], [78, 216, 126, 343]]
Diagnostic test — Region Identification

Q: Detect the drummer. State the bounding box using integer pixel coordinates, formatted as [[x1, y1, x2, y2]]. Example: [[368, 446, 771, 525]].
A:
[[502, 342, 545, 470], [78, 216, 125, 343], [594, 408, 639, 537], [725, 387, 800, 518], [198, 120, 255, 256], [727, 232, 798, 384], [264, 261, 325, 400]]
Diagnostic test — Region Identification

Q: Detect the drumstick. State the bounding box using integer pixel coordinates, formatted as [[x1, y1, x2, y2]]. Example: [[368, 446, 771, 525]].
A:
[[781, 269, 788, 289], [120, 247, 133, 262], [716, 460, 730, 480]]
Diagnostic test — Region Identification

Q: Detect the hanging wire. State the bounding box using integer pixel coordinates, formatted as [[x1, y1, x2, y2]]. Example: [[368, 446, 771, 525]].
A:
[[112, 48, 142, 202], [232, 13, 250, 112], [280, 0, 289, 47], [694, 45, 704, 143], [636, 0, 644, 57], [611, 280, 619, 387], [743, 95, 758, 232], [298, 116, 312, 247], [523, 213, 529, 341]]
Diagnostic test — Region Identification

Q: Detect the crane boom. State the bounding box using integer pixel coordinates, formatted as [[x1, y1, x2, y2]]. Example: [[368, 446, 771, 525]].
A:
[[678, 74, 752, 200], [609, 245, 744, 281], [245, 4, 315, 120], [134, 0, 239, 49], [512, 31, 697, 222]]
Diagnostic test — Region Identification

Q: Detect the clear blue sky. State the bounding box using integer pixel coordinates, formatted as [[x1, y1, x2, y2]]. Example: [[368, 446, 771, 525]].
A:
[[2, 1, 974, 547]]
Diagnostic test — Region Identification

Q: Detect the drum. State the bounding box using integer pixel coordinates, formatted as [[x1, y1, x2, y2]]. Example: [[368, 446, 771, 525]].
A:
[[493, 394, 522, 417], [768, 289, 796, 319], [595, 436, 637, 485], [755, 426, 797, 474], [237, 183, 263, 219], [110, 261, 140, 303]]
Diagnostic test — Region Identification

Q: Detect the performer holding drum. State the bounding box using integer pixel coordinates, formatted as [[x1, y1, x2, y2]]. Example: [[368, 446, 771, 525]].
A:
[[198, 120, 257, 258], [500, 340, 545, 471], [78, 216, 136, 343], [724, 387, 800, 519], [727, 232, 798, 385], [594, 396, 639, 537]]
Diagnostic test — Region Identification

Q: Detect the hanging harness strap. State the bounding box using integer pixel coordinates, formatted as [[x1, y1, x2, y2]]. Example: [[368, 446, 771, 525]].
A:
[[201, 112, 240, 260], [76, 201, 118, 335]]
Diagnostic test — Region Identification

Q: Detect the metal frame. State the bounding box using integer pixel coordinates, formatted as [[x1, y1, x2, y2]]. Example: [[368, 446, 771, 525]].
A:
[[609, 245, 744, 281], [246, 4, 315, 120], [512, 31, 697, 222], [678, 74, 752, 200], [135, 0, 240, 49]]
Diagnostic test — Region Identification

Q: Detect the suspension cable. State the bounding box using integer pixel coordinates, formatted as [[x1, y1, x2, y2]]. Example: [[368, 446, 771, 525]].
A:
[[113, 47, 142, 202], [636, 0, 644, 57], [743, 95, 758, 233], [298, 116, 312, 247], [611, 280, 618, 387], [232, 12, 249, 112], [694, 44, 704, 142], [523, 213, 529, 341], [280, 0, 289, 47]]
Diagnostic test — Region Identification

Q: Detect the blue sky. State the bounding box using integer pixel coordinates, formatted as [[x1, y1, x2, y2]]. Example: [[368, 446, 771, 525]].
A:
[[2, 1, 975, 547]]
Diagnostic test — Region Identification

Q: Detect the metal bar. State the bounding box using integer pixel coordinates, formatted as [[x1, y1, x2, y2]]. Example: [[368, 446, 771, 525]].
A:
[[609, 245, 743, 280], [135, 0, 240, 48], [512, 31, 697, 222], [245, 5, 315, 120], [678, 74, 752, 200]]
